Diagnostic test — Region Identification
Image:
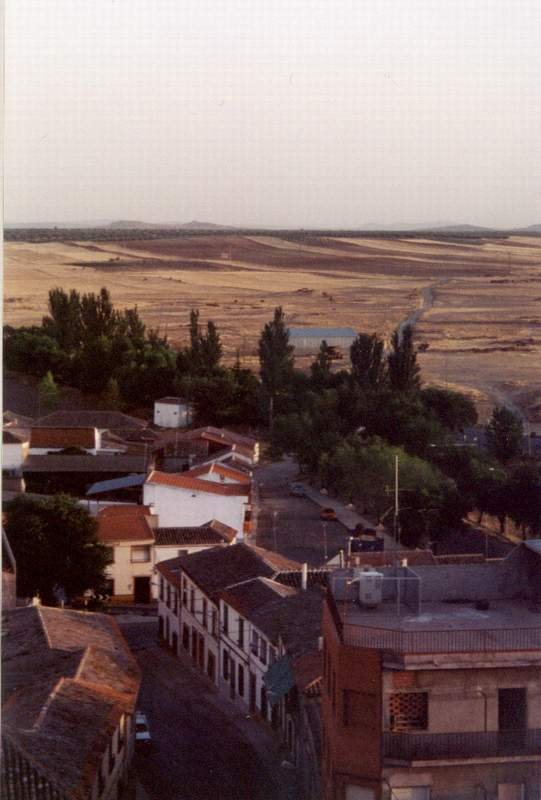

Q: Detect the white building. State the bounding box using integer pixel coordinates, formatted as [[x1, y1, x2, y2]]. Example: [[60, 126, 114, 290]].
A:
[[154, 397, 192, 428], [155, 544, 302, 691], [156, 545, 325, 738], [2, 430, 29, 474], [97, 505, 237, 603], [143, 466, 251, 534], [289, 326, 357, 356]]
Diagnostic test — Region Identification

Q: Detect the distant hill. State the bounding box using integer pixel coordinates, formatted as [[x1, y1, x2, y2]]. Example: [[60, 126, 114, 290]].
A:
[[513, 223, 541, 234], [108, 219, 232, 230]]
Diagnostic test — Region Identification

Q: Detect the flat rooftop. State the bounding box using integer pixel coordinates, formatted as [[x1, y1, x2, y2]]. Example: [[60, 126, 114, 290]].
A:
[[328, 544, 541, 653]]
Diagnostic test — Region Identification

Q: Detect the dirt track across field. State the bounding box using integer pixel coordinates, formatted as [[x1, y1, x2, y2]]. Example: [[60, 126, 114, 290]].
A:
[[4, 234, 541, 423]]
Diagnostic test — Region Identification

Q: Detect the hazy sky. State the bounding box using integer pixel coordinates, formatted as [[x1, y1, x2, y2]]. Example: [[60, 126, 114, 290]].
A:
[[5, 0, 541, 227]]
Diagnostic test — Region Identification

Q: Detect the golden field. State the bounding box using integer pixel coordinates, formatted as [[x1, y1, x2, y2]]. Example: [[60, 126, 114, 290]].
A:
[[4, 233, 541, 423]]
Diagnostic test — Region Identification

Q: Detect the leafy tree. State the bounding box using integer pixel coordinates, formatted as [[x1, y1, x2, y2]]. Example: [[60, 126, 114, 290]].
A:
[[388, 324, 421, 393], [421, 387, 478, 431], [507, 464, 541, 537], [486, 406, 524, 463], [199, 320, 223, 374], [258, 306, 295, 427], [3, 327, 70, 379], [5, 494, 110, 605], [99, 377, 123, 410], [42, 288, 82, 352], [310, 340, 333, 389], [38, 370, 59, 411], [80, 288, 117, 340], [350, 333, 387, 390]]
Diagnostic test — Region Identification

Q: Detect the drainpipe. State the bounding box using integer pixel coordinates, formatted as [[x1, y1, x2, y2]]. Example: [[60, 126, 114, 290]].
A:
[[301, 562, 308, 591]]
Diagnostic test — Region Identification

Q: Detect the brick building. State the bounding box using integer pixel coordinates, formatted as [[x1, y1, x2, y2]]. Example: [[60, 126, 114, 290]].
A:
[[321, 542, 541, 800]]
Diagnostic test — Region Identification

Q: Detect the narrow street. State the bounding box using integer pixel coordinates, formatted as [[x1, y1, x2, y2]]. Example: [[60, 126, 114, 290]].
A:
[[253, 459, 350, 565], [120, 620, 297, 800]]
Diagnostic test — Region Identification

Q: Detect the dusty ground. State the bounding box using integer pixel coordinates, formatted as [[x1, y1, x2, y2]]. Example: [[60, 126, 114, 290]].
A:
[[4, 234, 541, 422]]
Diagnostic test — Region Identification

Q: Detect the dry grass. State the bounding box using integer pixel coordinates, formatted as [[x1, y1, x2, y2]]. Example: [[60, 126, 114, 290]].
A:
[[4, 234, 541, 423]]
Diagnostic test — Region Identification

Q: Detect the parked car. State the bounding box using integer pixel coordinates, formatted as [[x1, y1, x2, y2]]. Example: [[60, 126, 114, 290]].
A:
[[135, 711, 152, 751], [289, 482, 306, 497], [320, 507, 337, 521]]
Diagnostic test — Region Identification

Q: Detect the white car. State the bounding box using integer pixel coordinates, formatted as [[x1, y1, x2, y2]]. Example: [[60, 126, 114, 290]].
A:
[[135, 711, 152, 750]]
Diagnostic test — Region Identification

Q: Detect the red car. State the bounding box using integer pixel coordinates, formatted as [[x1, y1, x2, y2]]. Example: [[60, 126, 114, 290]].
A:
[[320, 507, 337, 521]]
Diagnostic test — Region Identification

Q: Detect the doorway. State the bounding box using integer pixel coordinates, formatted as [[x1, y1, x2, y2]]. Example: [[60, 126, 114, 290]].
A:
[[498, 688, 527, 730], [249, 672, 256, 713], [133, 576, 150, 604]]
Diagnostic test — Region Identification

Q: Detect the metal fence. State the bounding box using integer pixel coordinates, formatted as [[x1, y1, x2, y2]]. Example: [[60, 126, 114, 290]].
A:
[[383, 728, 541, 761], [342, 624, 541, 653]]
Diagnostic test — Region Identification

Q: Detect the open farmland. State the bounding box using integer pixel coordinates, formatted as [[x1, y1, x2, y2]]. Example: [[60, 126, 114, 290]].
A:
[[4, 233, 541, 423]]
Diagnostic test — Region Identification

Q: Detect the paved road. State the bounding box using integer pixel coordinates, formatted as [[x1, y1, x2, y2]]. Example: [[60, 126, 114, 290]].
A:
[[253, 459, 350, 565], [120, 620, 297, 800]]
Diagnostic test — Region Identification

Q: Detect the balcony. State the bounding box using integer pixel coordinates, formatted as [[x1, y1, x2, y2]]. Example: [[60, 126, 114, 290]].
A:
[[383, 729, 541, 762]]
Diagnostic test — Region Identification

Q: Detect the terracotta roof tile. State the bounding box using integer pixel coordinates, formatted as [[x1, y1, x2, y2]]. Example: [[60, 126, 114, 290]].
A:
[[154, 526, 229, 546], [30, 427, 97, 449], [156, 543, 301, 598], [146, 470, 250, 496], [2, 606, 140, 800], [187, 462, 251, 484], [98, 506, 155, 543]]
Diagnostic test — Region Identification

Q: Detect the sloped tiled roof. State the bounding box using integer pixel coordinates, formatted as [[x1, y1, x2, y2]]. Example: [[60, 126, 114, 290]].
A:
[[24, 454, 148, 473], [293, 651, 323, 695], [2, 606, 140, 800], [156, 543, 301, 598], [187, 462, 251, 484], [248, 588, 325, 654], [97, 505, 155, 543], [219, 577, 297, 616], [30, 427, 97, 449], [155, 526, 229, 546], [177, 426, 257, 450], [2, 429, 26, 444], [146, 469, 250, 496], [34, 410, 148, 430]]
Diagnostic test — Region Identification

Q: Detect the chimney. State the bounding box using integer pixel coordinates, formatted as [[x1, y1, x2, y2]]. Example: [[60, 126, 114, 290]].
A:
[[301, 562, 308, 591], [339, 549, 344, 568]]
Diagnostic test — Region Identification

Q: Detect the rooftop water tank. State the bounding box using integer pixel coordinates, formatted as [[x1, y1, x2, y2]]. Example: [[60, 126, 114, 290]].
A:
[[358, 567, 383, 608]]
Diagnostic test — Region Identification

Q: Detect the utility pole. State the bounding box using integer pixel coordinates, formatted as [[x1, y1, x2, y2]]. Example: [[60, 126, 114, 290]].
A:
[[322, 521, 328, 563], [394, 455, 400, 548], [272, 510, 278, 552]]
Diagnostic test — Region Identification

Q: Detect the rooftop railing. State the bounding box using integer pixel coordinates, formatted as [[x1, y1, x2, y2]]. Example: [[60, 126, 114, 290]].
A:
[[342, 624, 541, 653], [383, 729, 541, 762], [327, 595, 541, 653]]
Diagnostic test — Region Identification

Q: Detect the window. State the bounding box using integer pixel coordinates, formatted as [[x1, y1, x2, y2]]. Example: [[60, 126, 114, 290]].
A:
[[190, 587, 195, 614], [159, 576, 164, 602], [251, 630, 259, 656], [202, 598, 208, 629], [105, 546, 115, 564], [345, 789, 375, 800], [182, 577, 187, 606], [166, 583, 171, 608], [173, 590, 178, 615], [238, 664, 245, 696], [344, 690, 378, 730], [177, 549, 189, 558], [131, 546, 150, 563], [182, 624, 190, 650], [498, 688, 527, 731], [498, 785, 525, 800], [392, 790, 430, 800], [260, 639, 268, 665], [238, 618, 245, 648], [223, 650, 230, 680], [269, 646, 276, 664], [389, 692, 428, 732], [211, 609, 218, 638], [223, 604, 229, 636]]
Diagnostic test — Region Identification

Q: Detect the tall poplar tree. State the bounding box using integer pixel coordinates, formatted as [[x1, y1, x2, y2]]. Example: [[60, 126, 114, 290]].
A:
[[258, 306, 294, 428]]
